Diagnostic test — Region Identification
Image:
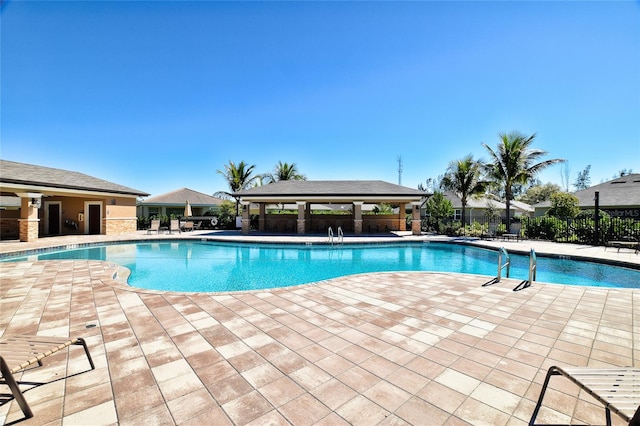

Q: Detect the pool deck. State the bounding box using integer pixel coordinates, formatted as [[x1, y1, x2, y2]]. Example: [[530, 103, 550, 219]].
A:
[[0, 231, 638, 425]]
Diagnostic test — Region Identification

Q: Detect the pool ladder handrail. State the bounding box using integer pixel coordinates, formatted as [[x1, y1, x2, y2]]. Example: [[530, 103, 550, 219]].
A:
[[483, 247, 510, 286], [337, 226, 344, 245], [328, 227, 334, 245], [514, 248, 537, 291]]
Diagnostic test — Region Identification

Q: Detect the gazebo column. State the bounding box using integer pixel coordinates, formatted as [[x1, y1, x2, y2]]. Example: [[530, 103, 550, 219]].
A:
[[18, 194, 41, 242], [296, 201, 306, 234], [241, 200, 251, 235], [259, 203, 266, 232], [411, 201, 422, 235], [398, 202, 406, 231], [353, 201, 363, 235]]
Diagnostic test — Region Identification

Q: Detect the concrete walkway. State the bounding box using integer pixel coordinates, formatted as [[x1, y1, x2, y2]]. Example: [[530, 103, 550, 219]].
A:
[[0, 232, 638, 425]]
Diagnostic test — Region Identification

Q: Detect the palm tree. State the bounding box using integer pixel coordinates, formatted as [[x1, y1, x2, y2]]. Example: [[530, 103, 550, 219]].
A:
[[440, 154, 487, 228], [266, 161, 306, 183], [214, 160, 260, 215], [483, 131, 565, 232]]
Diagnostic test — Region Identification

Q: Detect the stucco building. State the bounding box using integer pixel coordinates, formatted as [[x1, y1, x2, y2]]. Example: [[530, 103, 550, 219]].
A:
[[0, 160, 148, 242]]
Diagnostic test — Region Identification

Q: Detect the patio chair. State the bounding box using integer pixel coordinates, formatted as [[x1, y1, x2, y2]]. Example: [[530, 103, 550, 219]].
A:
[[529, 365, 640, 426], [147, 219, 160, 235], [170, 219, 181, 234], [481, 222, 498, 240], [0, 335, 95, 419]]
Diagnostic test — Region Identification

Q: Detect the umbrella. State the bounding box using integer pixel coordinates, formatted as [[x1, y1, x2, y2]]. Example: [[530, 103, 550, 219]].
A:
[[184, 200, 192, 218]]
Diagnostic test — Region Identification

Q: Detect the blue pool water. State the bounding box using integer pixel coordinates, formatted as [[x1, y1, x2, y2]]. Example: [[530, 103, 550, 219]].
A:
[[3, 241, 639, 292]]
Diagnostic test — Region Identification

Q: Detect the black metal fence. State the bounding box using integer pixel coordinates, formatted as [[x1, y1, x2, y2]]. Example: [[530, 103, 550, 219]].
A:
[[422, 216, 640, 246], [521, 216, 640, 245]]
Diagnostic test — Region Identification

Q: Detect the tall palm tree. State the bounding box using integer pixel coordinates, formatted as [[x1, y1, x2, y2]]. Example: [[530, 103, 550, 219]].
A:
[[266, 161, 306, 183], [214, 160, 259, 215], [483, 131, 565, 232], [440, 154, 487, 228]]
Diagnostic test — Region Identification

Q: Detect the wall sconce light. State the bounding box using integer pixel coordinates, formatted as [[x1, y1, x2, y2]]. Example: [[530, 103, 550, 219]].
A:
[[110, 199, 116, 205], [30, 197, 42, 208]]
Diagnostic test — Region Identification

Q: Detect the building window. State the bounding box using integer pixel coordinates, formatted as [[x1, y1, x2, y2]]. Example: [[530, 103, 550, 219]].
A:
[[454, 209, 461, 220]]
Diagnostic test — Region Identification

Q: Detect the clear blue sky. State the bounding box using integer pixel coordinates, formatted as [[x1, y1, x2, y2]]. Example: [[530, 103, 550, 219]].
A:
[[2, 1, 639, 198]]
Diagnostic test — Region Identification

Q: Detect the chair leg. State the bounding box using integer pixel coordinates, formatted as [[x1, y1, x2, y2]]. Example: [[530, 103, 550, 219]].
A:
[[0, 357, 33, 419], [529, 366, 560, 425], [74, 338, 95, 370]]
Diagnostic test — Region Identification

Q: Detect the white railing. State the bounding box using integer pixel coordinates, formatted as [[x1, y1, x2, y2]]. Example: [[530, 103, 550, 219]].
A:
[[328, 227, 334, 245], [337, 226, 344, 245]]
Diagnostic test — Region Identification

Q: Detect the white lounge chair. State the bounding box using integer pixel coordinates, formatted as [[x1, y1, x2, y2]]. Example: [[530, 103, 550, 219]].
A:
[[0, 335, 95, 419], [530, 365, 640, 425], [147, 219, 160, 235]]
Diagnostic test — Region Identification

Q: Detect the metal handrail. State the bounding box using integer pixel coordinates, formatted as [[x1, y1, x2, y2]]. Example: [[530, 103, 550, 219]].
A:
[[337, 226, 344, 245], [514, 248, 537, 291], [483, 247, 510, 286], [497, 247, 510, 281], [528, 248, 537, 284], [328, 227, 334, 245]]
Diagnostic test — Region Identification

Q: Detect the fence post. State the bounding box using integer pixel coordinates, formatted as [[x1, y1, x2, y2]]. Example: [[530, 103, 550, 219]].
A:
[[593, 191, 600, 246]]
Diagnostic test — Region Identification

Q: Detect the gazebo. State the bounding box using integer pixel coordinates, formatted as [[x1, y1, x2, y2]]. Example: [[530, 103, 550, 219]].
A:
[[234, 180, 427, 235]]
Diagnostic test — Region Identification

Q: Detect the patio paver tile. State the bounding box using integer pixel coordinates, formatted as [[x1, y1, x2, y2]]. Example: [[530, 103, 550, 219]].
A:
[[0, 236, 638, 426]]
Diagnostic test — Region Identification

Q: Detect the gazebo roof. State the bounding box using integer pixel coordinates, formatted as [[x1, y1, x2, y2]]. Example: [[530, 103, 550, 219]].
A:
[[235, 180, 426, 203]]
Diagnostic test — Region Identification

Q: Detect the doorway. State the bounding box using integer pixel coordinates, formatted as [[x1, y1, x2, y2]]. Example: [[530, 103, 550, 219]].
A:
[[85, 202, 102, 235], [44, 201, 61, 235]]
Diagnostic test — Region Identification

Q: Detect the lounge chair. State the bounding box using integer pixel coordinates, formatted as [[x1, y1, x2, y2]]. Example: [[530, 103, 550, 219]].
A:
[[0, 335, 95, 419], [606, 237, 639, 254], [147, 219, 160, 235], [529, 365, 640, 425], [181, 221, 194, 232], [481, 222, 498, 240], [170, 219, 181, 234]]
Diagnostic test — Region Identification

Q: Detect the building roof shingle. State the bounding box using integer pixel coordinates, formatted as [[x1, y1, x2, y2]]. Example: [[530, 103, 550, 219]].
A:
[[535, 174, 640, 208], [0, 159, 148, 197], [235, 180, 426, 198], [139, 188, 224, 206]]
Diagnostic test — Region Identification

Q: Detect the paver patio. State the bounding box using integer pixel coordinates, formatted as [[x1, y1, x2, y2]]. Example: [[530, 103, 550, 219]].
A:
[[0, 232, 638, 425]]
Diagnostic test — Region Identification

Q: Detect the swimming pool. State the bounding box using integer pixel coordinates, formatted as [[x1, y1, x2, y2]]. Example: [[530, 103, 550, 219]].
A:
[[3, 241, 639, 292]]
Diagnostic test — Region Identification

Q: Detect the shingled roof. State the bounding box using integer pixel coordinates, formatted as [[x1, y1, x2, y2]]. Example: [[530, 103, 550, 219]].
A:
[[0, 159, 148, 196], [235, 180, 426, 203], [139, 188, 224, 206], [535, 174, 640, 208]]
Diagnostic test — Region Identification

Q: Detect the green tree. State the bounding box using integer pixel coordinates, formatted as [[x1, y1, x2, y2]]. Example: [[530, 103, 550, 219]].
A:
[[372, 203, 394, 214], [266, 161, 306, 183], [440, 154, 488, 227], [216, 200, 238, 229], [424, 191, 454, 233], [214, 160, 259, 215], [613, 169, 634, 178], [418, 175, 443, 193], [483, 131, 565, 232], [518, 182, 562, 205], [547, 192, 580, 219], [574, 165, 591, 191]]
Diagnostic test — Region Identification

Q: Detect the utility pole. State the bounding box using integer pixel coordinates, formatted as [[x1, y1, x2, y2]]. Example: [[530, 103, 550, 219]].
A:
[[397, 156, 403, 186]]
